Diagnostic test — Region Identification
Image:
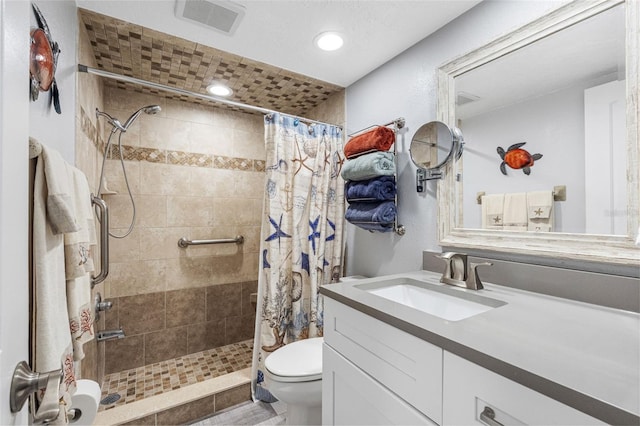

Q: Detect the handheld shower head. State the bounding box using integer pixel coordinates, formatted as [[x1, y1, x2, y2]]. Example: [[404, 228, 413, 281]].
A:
[[122, 105, 162, 130], [95, 108, 126, 132]]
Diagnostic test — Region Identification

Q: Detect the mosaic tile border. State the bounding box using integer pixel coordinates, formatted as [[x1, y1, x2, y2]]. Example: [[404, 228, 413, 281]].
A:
[[99, 340, 253, 411], [79, 106, 265, 173]]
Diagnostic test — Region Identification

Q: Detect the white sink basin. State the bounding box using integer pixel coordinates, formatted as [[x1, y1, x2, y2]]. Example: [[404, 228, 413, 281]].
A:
[[357, 278, 506, 321]]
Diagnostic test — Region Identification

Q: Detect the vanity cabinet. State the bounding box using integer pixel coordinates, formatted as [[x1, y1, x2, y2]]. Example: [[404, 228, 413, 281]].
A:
[[442, 352, 604, 425], [323, 298, 442, 425], [323, 297, 607, 426]]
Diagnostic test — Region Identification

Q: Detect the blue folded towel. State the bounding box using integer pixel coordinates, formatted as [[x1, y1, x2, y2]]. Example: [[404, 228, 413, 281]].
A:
[[345, 201, 397, 224], [351, 222, 395, 232], [341, 151, 395, 181], [346, 176, 396, 202]]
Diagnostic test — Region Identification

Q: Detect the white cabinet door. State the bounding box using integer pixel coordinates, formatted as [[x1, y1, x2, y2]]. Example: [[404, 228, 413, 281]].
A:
[[443, 352, 604, 426], [323, 344, 437, 426], [324, 298, 443, 423]]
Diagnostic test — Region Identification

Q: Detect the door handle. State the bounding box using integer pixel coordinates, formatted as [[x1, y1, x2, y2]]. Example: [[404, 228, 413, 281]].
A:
[[480, 406, 505, 426], [10, 361, 62, 423]]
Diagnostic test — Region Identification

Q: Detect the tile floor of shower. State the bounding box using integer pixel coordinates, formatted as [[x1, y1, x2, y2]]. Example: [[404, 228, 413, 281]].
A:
[[99, 340, 254, 411]]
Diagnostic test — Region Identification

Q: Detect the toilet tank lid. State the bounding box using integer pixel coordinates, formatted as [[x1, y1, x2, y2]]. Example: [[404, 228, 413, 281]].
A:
[[264, 337, 323, 377]]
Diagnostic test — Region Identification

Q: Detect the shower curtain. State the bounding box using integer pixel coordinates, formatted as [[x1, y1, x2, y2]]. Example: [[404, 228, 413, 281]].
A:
[[251, 113, 345, 402]]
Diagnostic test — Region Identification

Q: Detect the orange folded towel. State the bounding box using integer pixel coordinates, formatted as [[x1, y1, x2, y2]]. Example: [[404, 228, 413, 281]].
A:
[[344, 126, 395, 159]]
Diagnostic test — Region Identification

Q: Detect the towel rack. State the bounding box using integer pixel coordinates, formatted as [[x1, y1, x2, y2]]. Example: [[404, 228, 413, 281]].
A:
[[91, 195, 109, 287], [178, 235, 244, 248], [348, 118, 406, 138], [476, 185, 567, 204], [346, 118, 406, 236]]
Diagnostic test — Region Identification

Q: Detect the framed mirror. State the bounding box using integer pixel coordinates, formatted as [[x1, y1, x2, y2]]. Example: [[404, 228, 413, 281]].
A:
[[437, 0, 638, 265]]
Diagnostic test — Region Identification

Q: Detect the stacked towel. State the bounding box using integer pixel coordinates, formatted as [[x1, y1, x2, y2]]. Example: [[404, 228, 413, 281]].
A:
[[344, 126, 396, 159], [341, 151, 395, 181], [346, 176, 396, 202], [346, 201, 397, 225], [342, 127, 398, 233]]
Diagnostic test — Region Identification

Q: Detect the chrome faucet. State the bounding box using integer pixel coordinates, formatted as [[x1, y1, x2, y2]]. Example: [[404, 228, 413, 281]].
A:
[[436, 252, 492, 290]]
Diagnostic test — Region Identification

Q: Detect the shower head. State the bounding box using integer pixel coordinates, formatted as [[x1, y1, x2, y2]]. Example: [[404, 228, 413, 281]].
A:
[[95, 108, 126, 132], [121, 105, 162, 130]]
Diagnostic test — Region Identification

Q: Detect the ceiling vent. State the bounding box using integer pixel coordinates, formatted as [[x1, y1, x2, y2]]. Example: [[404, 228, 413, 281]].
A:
[[175, 0, 245, 35], [456, 91, 481, 106]]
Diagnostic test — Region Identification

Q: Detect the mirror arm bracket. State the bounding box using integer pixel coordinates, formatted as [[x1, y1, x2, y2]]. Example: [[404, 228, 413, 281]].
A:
[[416, 168, 443, 192]]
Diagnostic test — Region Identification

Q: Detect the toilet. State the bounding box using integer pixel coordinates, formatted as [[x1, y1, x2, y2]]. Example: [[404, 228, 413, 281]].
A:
[[264, 337, 324, 425]]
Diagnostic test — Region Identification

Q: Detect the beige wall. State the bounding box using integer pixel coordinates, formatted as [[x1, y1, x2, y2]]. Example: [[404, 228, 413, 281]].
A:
[[101, 88, 265, 299]]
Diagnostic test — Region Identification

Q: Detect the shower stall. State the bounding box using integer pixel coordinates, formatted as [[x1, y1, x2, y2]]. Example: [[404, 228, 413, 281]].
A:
[[75, 8, 345, 424]]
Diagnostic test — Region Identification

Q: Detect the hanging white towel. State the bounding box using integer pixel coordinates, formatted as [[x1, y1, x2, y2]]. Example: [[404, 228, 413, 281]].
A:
[[42, 147, 79, 235], [65, 168, 97, 361], [527, 190, 554, 232], [481, 193, 504, 230], [503, 193, 528, 231], [33, 144, 76, 424]]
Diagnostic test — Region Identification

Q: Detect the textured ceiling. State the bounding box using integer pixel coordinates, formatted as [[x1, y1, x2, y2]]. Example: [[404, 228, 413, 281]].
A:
[[79, 8, 344, 117]]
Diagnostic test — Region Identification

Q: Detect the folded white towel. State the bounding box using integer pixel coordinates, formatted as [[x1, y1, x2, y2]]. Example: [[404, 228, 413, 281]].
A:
[[41, 147, 79, 235], [481, 194, 504, 230], [503, 193, 528, 231], [527, 190, 554, 232]]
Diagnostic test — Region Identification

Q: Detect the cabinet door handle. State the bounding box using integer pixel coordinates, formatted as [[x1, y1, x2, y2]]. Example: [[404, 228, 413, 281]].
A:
[[480, 406, 504, 426]]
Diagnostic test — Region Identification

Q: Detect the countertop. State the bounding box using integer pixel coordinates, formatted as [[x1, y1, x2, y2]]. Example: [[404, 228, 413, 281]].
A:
[[319, 270, 640, 425]]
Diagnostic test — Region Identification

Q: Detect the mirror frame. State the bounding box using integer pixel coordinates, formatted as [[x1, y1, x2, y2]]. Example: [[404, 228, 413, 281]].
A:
[[437, 0, 639, 266]]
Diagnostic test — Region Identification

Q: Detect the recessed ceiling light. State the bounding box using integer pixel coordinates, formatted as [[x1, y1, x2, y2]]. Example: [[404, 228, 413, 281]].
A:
[[314, 32, 344, 51], [207, 83, 233, 97]]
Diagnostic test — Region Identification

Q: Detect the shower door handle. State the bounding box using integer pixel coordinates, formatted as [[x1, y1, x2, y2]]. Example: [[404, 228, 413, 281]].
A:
[[91, 195, 109, 287]]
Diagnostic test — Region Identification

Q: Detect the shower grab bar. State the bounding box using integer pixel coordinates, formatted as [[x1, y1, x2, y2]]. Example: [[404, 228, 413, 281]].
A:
[[91, 195, 109, 287], [178, 235, 244, 248]]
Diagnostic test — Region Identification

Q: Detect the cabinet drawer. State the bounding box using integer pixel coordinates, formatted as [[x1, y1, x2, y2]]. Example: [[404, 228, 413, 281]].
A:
[[323, 344, 437, 425], [443, 351, 605, 425], [324, 298, 443, 424]]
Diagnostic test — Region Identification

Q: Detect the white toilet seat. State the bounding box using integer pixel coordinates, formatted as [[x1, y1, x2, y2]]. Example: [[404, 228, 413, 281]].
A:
[[265, 337, 323, 382]]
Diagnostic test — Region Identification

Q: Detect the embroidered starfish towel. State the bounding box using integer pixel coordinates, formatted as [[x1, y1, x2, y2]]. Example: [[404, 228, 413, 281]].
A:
[[527, 190, 554, 232], [481, 193, 504, 230]]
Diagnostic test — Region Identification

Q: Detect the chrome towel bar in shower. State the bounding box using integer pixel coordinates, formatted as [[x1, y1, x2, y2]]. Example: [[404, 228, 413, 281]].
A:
[[178, 235, 244, 248]]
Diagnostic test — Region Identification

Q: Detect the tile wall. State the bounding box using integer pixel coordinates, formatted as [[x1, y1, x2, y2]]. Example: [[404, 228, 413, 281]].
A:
[[95, 86, 264, 374]]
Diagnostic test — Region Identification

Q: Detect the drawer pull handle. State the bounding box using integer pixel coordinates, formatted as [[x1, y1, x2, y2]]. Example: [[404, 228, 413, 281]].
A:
[[480, 407, 504, 426]]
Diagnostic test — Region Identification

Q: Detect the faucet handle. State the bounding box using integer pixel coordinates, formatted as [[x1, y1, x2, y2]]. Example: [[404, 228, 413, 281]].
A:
[[435, 252, 456, 281], [467, 262, 493, 290]]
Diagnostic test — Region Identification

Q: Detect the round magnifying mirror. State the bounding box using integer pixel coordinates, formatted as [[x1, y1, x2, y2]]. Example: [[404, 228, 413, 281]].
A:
[[409, 121, 463, 172]]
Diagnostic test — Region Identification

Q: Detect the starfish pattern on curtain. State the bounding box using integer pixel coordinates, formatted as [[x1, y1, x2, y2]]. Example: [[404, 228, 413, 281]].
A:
[[251, 113, 345, 402]]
